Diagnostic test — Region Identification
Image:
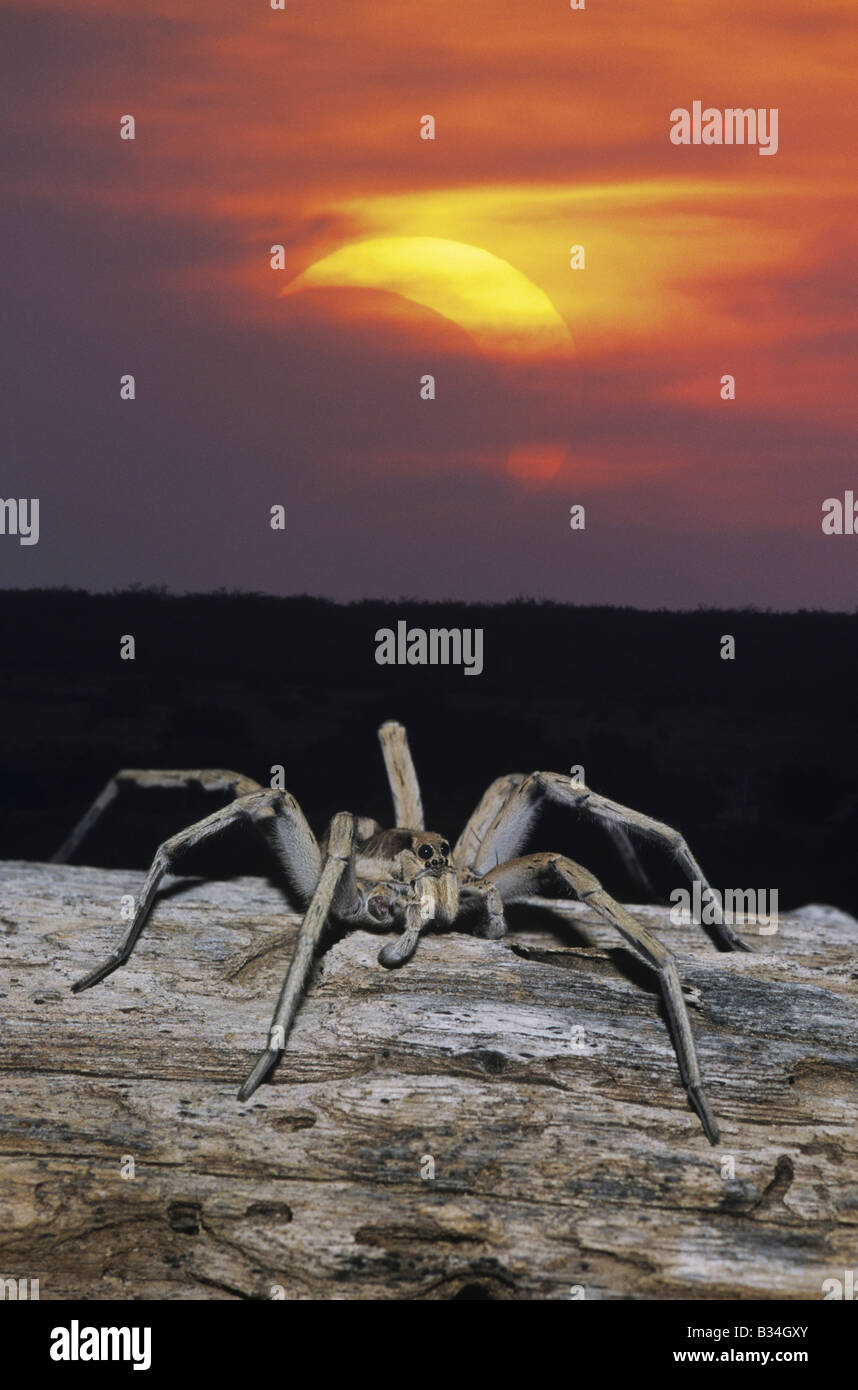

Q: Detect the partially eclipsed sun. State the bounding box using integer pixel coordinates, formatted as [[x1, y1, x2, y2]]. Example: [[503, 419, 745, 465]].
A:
[[282, 235, 572, 480], [282, 236, 573, 359]]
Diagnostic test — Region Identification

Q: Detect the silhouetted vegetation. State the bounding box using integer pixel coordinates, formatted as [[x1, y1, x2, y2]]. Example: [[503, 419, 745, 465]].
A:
[[2, 589, 856, 915]]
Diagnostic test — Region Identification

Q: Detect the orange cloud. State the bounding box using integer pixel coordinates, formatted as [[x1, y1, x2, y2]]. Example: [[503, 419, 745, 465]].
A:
[[6, 0, 854, 519]]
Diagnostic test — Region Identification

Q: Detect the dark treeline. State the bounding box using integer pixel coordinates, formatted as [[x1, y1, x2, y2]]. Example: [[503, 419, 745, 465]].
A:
[[2, 588, 856, 917]]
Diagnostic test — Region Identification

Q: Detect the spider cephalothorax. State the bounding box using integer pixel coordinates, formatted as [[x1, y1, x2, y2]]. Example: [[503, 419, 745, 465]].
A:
[[58, 721, 749, 1143], [348, 829, 460, 961]]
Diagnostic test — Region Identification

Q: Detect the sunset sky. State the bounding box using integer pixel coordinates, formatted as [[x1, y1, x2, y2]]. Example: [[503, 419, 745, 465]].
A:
[[2, 0, 856, 605]]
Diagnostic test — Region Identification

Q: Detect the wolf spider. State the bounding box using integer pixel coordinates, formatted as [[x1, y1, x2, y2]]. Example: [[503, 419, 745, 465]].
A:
[[57, 721, 749, 1143]]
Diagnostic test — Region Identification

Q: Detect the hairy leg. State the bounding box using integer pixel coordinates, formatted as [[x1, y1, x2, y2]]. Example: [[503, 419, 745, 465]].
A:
[[459, 877, 507, 940], [455, 771, 655, 896], [472, 771, 749, 952], [484, 852, 721, 1144], [454, 774, 525, 871], [71, 790, 320, 992], [52, 768, 263, 865], [238, 811, 357, 1100], [378, 721, 424, 829]]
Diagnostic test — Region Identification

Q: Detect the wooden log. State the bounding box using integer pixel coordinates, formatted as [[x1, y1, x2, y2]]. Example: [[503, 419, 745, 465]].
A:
[[1, 860, 856, 1300]]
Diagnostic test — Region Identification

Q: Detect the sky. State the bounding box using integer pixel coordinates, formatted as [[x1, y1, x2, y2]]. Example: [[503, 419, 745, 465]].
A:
[[2, 0, 856, 606]]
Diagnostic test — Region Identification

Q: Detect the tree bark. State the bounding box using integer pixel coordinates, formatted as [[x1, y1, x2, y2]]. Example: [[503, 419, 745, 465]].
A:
[[1, 860, 856, 1300]]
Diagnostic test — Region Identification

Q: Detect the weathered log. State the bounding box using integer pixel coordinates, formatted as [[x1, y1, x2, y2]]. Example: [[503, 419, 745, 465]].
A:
[[1, 859, 856, 1300]]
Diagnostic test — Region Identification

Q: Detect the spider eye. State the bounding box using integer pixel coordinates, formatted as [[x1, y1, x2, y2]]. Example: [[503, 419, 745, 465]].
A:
[[418, 843, 434, 860], [439, 841, 450, 857]]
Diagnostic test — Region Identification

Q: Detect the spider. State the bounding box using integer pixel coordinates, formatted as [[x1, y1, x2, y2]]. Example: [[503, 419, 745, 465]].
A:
[[56, 721, 749, 1144]]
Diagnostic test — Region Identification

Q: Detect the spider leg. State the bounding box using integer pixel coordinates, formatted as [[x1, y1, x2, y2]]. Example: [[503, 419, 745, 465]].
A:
[[601, 824, 658, 898], [483, 853, 721, 1144], [454, 772, 654, 896], [454, 774, 525, 870], [459, 879, 507, 940], [238, 811, 357, 1100], [378, 721, 424, 829], [52, 768, 263, 864], [70, 790, 319, 992], [377, 896, 434, 967], [471, 771, 750, 953]]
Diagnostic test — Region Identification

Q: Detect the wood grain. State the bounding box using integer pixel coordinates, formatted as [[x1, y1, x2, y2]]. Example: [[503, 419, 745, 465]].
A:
[[1, 860, 856, 1300]]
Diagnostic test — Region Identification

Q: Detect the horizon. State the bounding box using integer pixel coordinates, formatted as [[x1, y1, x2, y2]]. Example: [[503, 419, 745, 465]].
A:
[[2, 582, 858, 616]]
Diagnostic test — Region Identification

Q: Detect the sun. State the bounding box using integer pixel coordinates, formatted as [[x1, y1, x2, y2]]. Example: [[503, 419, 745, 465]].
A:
[[281, 236, 574, 360]]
